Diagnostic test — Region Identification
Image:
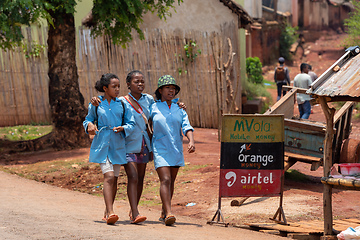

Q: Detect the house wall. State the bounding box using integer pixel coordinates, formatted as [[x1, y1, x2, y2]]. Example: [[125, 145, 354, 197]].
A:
[[250, 21, 281, 65], [303, 0, 329, 30], [243, 0, 262, 19], [140, 0, 237, 32], [328, 4, 352, 31], [277, 0, 292, 13]]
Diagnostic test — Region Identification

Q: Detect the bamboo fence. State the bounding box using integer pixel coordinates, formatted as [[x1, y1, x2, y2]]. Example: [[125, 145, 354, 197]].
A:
[[0, 22, 242, 128]]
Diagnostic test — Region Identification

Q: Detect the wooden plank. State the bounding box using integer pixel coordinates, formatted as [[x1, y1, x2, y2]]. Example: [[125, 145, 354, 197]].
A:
[[333, 102, 355, 124], [264, 88, 296, 118], [286, 152, 322, 162], [341, 218, 360, 224], [284, 118, 326, 133], [245, 218, 360, 238], [333, 219, 360, 228], [245, 222, 323, 234], [321, 177, 360, 188], [287, 233, 321, 240], [295, 221, 327, 232]]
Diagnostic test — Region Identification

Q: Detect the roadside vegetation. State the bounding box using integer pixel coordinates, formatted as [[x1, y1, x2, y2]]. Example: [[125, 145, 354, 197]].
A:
[[0, 125, 52, 141], [245, 56, 273, 113]]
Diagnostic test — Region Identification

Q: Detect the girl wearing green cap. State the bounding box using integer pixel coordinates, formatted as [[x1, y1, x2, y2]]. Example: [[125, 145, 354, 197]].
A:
[[150, 75, 195, 226]]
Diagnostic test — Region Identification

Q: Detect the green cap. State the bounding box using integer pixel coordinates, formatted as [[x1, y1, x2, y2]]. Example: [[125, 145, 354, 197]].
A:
[[155, 75, 180, 95]]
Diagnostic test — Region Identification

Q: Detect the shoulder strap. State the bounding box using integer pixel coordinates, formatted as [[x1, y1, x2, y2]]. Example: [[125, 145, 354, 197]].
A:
[[125, 95, 153, 135], [120, 99, 125, 123]]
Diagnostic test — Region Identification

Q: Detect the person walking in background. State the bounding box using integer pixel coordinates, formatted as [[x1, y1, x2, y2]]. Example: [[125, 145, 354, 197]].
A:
[[274, 57, 290, 101], [293, 63, 313, 119], [306, 64, 317, 114], [307, 64, 318, 82], [83, 73, 135, 225], [150, 75, 195, 226]]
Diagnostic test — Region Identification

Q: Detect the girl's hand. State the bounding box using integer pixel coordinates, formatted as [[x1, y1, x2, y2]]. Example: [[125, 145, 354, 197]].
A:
[[186, 130, 195, 153], [87, 122, 98, 135], [188, 142, 195, 153], [113, 126, 124, 133], [178, 102, 186, 110], [91, 97, 101, 106]]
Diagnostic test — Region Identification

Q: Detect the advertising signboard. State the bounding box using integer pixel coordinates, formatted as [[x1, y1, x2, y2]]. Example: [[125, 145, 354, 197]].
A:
[[220, 114, 284, 197]]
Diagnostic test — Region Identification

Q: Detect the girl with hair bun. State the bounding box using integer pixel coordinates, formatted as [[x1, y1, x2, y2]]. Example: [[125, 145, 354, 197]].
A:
[[83, 73, 135, 225]]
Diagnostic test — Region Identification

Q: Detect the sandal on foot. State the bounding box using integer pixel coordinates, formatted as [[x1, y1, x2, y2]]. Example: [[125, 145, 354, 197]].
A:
[[159, 210, 165, 222], [164, 215, 176, 226], [130, 215, 147, 224], [102, 209, 108, 221], [106, 214, 119, 225]]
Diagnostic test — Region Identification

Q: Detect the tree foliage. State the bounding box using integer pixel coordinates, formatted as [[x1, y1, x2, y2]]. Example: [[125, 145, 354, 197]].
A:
[[344, 0, 360, 47], [0, 0, 182, 150], [91, 0, 180, 45], [245, 57, 263, 84], [279, 22, 298, 61], [0, 0, 182, 49], [0, 0, 46, 49]]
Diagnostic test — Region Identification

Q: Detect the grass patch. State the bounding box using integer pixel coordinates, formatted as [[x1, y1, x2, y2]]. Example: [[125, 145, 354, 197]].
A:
[[285, 169, 310, 182], [0, 125, 52, 141], [263, 79, 276, 89], [181, 164, 208, 173]]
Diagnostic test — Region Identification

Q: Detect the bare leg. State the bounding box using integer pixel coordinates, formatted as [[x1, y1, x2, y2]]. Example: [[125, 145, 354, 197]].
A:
[[136, 163, 147, 204], [124, 162, 140, 219], [103, 171, 116, 216], [104, 176, 118, 219], [156, 166, 179, 217]]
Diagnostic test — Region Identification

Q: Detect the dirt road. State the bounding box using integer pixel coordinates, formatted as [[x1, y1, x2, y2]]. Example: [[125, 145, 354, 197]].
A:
[[0, 170, 285, 240]]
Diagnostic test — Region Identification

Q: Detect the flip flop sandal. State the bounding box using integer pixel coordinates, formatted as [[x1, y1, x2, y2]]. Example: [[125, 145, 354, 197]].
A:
[[106, 214, 119, 225], [164, 215, 176, 226], [130, 215, 147, 224], [159, 211, 165, 222]]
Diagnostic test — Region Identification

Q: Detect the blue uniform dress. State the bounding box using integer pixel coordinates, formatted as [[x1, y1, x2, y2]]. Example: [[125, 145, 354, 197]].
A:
[[121, 93, 154, 154], [83, 97, 135, 165], [150, 100, 194, 169]]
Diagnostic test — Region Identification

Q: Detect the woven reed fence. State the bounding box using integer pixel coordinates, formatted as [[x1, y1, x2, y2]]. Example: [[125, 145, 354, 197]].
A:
[[0, 22, 242, 128]]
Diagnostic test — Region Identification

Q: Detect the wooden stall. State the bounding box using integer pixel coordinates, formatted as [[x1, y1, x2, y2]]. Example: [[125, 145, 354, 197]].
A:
[[306, 46, 360, 239]]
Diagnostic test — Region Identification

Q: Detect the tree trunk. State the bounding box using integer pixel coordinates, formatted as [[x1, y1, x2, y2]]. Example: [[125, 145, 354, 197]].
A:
[[47, 12, 89, 149]]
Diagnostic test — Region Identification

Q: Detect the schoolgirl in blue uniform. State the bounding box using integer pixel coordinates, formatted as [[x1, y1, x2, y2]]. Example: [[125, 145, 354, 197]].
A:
[[150, 75, 195, 226], [121, 71, 153, 224], [83, 73, 135, 225], [91, 71, 186, 224]]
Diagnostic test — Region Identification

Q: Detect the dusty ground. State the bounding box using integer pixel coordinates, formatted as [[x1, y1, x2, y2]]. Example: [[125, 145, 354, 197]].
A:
[[1, 30, 360, 233]]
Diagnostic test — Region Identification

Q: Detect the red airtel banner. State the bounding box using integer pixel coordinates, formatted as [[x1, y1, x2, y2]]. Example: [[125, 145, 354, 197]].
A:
[[220, 169, 283, 197]]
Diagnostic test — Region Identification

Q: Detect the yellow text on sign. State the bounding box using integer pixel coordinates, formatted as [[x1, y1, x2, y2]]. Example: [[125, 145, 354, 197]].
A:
[[221, 114, 284, 143]]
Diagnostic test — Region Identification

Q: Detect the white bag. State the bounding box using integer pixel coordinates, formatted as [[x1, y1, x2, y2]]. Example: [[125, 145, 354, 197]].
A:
[[338, 226, 360, 240]]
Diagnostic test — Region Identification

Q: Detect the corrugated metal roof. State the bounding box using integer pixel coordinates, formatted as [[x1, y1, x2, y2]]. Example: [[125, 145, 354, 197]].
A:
[[307, 46, 360, 100]]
